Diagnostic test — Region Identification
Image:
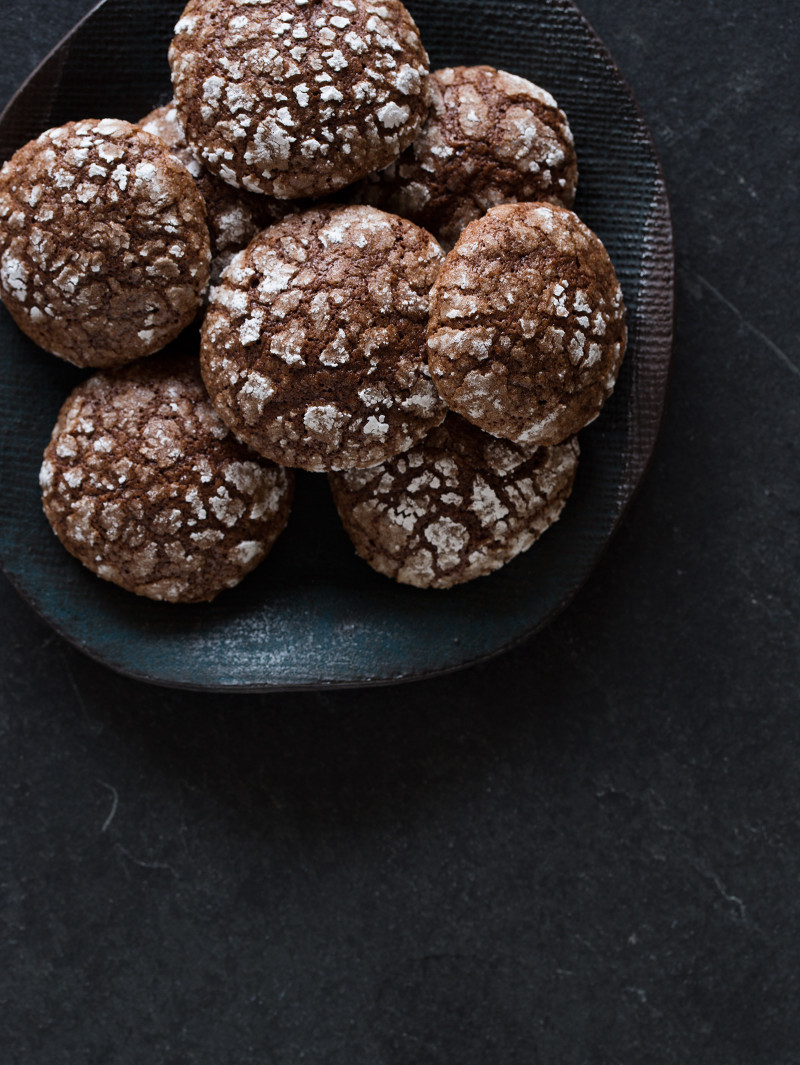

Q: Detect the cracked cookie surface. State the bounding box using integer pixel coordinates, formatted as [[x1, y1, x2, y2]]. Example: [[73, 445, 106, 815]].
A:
[[352, 65, 577, 249], [169, 0, 430, 198], [40, 355, 293, 602], [427, 202, 626, 446], [141, 102, 298, 283], [329, 414, 579, 588], [0, 119, 210, 367], [201, 204, 446, 471]]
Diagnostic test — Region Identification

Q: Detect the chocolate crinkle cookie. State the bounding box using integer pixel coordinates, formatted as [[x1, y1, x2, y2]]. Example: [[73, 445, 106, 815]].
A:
[[0, 119, 210, 368], [329, 414, 580, 589], [201, 204, 447, 472], [140, 101, 297, 283], [168, 0, 430, 198], [353, 65, 577, 249], [428, 202, 626, 447], [40, 356, 293, 602]]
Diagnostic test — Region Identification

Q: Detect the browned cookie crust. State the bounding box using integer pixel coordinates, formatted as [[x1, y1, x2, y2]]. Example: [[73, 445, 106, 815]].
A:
[[201, 204, 446, 471], [140, 102, 297, 282], [169, 0, 430, 199], [427, 202, 626, 447], [40, 356, 293, 602], [353, 65, 577, 249], [0, 119, 210, 368], [329, 414, 579, 589]]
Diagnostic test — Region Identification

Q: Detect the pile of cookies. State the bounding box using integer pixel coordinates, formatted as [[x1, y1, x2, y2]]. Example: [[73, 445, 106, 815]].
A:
[[0, 0, 626, 601]]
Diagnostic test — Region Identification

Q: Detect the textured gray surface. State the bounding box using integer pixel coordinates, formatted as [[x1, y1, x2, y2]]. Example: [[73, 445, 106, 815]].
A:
[[2, 0, 800, 1062]]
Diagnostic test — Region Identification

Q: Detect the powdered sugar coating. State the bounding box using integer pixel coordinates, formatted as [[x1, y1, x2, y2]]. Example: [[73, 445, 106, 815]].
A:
[[169, 0, 430, 198], [428, 202, 627, 446], [140, 102, 298, 282], [352, 65, 577, 249], [201, 204, 447, 471], [0, 120, 210, 367], [40, 356, 293, 602], [330, 414, 579, 588]]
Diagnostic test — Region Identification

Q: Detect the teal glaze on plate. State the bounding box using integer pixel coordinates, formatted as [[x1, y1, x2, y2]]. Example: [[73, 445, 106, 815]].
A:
[[0, 0, 674, 690]]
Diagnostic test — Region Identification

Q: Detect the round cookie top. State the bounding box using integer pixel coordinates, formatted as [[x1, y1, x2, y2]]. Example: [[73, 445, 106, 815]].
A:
[[40, 355, 293, 603], [329, 414, 580, 589], [140, 102, 297, 282], [0, 119, 210, 368], [169, 0, 430, 199], [427, 202, 626, 447], [201, 204, 447, 471], [353, 65, 578, 249]]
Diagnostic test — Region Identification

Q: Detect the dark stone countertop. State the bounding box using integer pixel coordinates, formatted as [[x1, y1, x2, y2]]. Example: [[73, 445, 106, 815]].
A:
[[2, 1, 799, 1062]]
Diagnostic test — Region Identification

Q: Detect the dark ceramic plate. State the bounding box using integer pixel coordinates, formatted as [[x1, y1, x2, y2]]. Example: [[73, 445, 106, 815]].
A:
[[0, 0, 673, 691]]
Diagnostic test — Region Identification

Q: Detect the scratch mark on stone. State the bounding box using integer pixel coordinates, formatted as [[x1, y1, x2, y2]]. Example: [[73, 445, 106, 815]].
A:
[[115, 843, 176, 876], [574, 934, 600, 956], [659, 101, 727, 148], [60, 650, 90, 720], [692, 860, 747, 921], [98, 780, 119, 832], [693, 271, 800, 380], [708, 871, 746, 920]]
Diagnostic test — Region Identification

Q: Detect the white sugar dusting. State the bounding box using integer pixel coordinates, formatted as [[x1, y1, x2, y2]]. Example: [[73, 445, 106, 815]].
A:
[[377, 102, 410, 129], [363, 415, 389, 437], [304, 404, 346, 438], [239, 310, 264, 345]]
